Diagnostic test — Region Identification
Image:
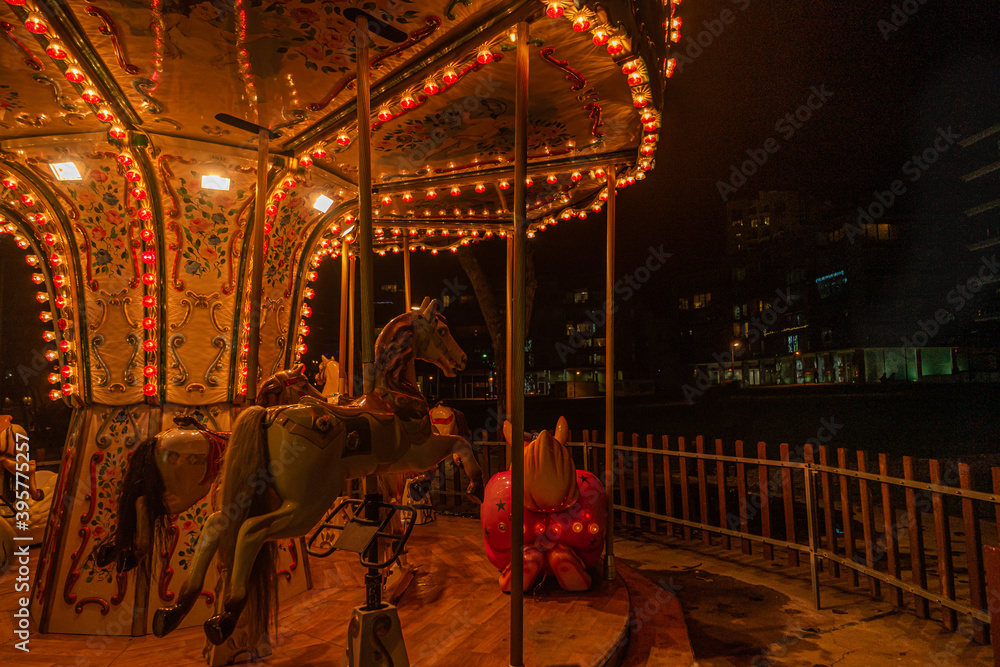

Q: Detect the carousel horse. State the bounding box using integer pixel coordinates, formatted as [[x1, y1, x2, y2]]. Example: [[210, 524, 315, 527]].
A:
[[316, 354, 342, 397], [0, 421, 45, 503], [94, 367, 327, 574], [152, 297, 484, 645]]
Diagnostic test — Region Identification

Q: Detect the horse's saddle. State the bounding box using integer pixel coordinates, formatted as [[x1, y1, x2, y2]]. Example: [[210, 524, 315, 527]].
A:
[[269, 398, 404, 463]]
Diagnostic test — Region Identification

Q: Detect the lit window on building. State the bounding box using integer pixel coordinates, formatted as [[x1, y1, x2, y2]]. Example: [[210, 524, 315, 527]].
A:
[[816, 270, 847, 298], [678, 297, 690, 310], [787, 334, 800, 353], [573, 289, 588, 303], [566, 323, 575, 336], [693, 292, 711, 309], [733, 305, 742, 320], [577, 322, 595, 334]]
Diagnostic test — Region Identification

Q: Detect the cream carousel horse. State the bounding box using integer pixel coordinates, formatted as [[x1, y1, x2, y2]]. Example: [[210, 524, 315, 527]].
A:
[[1, 420, 45, 502], [316, 354, 342, 397], [94, 367, 328, 574], [153, 297, 484, 645]]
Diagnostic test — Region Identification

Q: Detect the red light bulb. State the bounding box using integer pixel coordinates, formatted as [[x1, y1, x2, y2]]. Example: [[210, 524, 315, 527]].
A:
[[442, 70, 458, 85], [143, 383, 156, 397], [45, 42, 67, 59], [64, 68, 86, 83], [546, 2, 563, 19]]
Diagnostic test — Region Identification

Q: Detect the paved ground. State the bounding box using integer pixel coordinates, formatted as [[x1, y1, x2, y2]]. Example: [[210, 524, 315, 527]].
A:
[[613, 527, 992, 666]]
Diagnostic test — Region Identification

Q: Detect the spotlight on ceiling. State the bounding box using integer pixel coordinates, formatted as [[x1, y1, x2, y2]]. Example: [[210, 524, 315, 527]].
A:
[[201, 174, 231, 191], [48, 162, 81, 181], [314, 194, 334, 213]]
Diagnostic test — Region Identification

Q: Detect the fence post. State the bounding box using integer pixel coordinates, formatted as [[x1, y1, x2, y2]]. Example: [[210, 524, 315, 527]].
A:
[[984, 546, 1000, 663], [804, 457, 821, 610]]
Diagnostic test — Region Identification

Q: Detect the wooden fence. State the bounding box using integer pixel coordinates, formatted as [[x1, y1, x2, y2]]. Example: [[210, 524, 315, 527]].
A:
[[428, 433, 1000, 652]]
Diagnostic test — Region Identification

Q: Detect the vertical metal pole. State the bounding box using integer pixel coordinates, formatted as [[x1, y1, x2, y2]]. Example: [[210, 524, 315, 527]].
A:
[[804, 466, 822, 609], [246, 128, 268, 402], [509, 20, 528, 667], [339, 246, 349, 395], [505, 235, 513, 462], [604, 168, 616, 581], [348, 252, 356, 397], [356, 15, 375, 397], [403, 235, 412, 310]]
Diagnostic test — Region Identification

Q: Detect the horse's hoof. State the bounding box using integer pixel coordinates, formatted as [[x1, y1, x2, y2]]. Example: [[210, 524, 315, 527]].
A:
[[465, 482, 484, 504], [153, 607, 183, 638], [204, 611, 238, 645], [93, 542, 115, 568]]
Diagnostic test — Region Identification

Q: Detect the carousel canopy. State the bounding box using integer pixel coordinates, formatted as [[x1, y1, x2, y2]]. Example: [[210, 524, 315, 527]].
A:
[[0, 0, 675, 408]]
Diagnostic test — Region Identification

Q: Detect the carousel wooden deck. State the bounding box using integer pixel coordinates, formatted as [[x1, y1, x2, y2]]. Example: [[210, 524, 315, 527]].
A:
[[0, 516, 697, 666]]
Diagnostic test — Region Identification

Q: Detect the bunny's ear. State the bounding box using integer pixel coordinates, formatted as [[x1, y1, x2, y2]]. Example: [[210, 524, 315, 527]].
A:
[[553, 416, 569, 446], [502, 421, 513, 446]]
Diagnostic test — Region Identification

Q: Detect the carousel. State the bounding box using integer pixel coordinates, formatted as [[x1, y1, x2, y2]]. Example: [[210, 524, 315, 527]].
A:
[[0, 0, 684, 664]]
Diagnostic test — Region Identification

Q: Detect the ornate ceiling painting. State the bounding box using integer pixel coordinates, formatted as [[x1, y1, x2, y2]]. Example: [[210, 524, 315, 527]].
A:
[[1, 0, 675, 635]]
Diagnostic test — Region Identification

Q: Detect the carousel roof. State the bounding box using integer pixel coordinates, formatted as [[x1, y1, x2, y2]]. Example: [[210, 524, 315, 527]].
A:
[[0, 0, 678, 407]]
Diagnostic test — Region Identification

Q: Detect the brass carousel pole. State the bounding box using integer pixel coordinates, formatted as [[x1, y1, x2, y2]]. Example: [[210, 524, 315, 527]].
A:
[[246, 127, 269, 403], [509, 19, 529, 667], [505, 235, 513, 464], [348, 252, 356, 396], [403, 235, 412, 309], [339, 245, 350, 395], [604, 168, 616, 581]]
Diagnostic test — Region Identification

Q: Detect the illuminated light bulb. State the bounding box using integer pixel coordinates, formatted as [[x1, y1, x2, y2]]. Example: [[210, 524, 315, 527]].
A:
[[635, 171, 645, 180], [381, 194, 393, 205], [14, 237, 28, 250], [49, 389, 62, 401], [52, 274, 65, 288], [299, 155, 313, 167], [45, 42, 67, 59], [137, 207, 152, 221], [568, 171, 582, 183], [142, 317, 155, 329], [306, 270, 318, 281], [450, 186, 461, 196], [628, 72, 643, 85], [141, 272, 155, 286], [126, 169, 142, 183], [640, 144, 655, 155], [399, 191, 414, 204], [561, 211, 572, 220], [401, 95, 417, 110], [273, 190, 287, 201], [43, 233, 57, 246], [377, 106, 392, 122], [640, 160, 652, 171], [442, 69, 458, 85], [450, 247, 458, 253], [573, 15, 591, 32], [2, 177, 17, 189], [476, 49, 493, 65], [297, 343, 307, 354], [143, 383, 156, 397], [32, 273, 45, 285], [644, 121, 659, 132], [423, 78, 439, 95], [24, 12, 48, 34], [142, 295, 155, 308], [57, 317, 68, 330], [55, 295, 69, 309], [62, 383, 74, 395], [143, 339, 156, 352], [525, 176, 534, 187], [622, 60, 638, 74], [299, 324, 310, 336], [594, 167, 607, 179], [426, 189, 437, 199], [633, 94, 648, 108], [36, 291, 48, 303], [48, 373, 60, 384], [607, 38, 624, 55], [592, 29, 609, 46], [391, 228, 400, 236], [81, 89, 101, 104], [304, 287, 315, 299], [643, 134, 657, 144], [143, 365, 156, 378], [141, 249, 156, 264], [578, 211, 588, 219], [600, 191, 608, 201], [130, 187, 147, 201], [283, 178, 296, 190], [49, 253, 61, 267], [60, 364, 72, 378], [441, 229, 450, 236], [499, 180, 510, 190], [20, 194, 35, 207], [431, 249, 438, 255], [546, 174, 558, 184], [26, 255, 39, 266], [109, 126, 126, 139], [391, 246, 399, 253], [313, 146, 330, 160], [118, 154, 135, 169], [671, 30, 681, 42], [588, 522, 600, 534], [39, 311, 52, 322], [546, 2, 563, 19], [301, 304, 312, 317], [265, 204, 278, 216], [64, 67, 86, 83], [56, 342, 71, 355]]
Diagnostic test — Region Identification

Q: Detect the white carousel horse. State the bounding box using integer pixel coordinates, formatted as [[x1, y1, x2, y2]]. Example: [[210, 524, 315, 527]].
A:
[[316, 354, 342, 397], [152, 297, 484, 645], [94, 367, 328, 573], [0, 421, 44, 502]]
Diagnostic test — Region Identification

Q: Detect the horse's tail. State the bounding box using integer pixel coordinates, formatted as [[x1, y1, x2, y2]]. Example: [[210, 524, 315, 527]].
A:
[[96, 436, 168, 575], [218, 405, 277, 638]]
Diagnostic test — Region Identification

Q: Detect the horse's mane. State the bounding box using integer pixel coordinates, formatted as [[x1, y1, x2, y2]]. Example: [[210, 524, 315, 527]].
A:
[[374, 313, 419, 398]]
